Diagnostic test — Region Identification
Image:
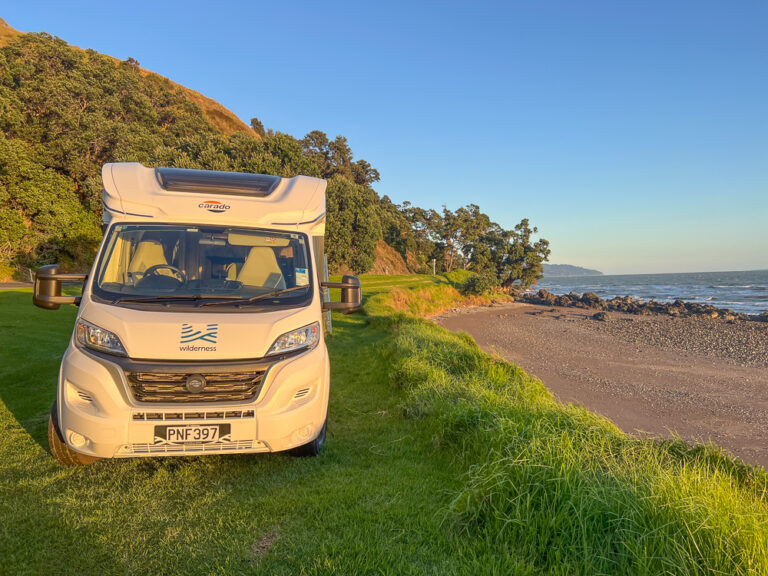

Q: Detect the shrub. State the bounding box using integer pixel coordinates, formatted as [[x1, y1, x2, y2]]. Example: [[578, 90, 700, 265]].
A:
[[444, 269, 475, 289], [0, 262, 15, 281], [461, 272, 499, 295]]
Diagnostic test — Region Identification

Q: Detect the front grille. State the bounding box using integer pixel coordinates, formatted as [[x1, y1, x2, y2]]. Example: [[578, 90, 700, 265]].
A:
[[126, 370, 266, 403], [118, 440, 264, 455]]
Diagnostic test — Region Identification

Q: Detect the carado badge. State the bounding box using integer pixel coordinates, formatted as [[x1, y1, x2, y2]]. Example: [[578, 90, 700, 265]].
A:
[[198, 200, 230, 213]]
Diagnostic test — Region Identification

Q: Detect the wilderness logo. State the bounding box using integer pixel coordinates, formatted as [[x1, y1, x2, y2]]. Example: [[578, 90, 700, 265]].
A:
[[198, 200, 230, 213], [179, 323, 218, 351]]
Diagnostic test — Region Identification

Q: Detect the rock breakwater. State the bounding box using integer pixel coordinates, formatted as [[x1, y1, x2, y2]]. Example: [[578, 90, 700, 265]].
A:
[[521, 289, 768, 323]]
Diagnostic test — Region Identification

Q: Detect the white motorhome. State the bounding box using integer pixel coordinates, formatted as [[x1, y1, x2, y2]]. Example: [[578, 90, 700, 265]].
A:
[[33, 163, 361, 465]]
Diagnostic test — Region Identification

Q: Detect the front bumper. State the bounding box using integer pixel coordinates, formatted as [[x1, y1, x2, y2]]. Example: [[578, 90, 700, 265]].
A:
[[57, 343, 330, 458]]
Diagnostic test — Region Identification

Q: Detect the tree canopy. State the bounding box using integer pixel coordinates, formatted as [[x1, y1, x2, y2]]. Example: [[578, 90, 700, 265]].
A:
[[0, 31, 549, 284]]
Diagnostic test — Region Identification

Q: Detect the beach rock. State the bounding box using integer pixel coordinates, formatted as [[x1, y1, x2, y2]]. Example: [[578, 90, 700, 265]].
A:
[[667, 301, 689, 317], [554, 295, 572, 307], [533, 289, 557, 305], [581, 292, 605, 309], [592, 311, 610, 322], [523, 288, 765, 322]]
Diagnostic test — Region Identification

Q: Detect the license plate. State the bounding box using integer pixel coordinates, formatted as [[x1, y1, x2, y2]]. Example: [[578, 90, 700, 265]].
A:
[[154, 424, 230, 444]]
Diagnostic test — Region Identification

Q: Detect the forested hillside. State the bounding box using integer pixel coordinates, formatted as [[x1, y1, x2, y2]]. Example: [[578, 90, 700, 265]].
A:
[[0, 19, 549, 285]]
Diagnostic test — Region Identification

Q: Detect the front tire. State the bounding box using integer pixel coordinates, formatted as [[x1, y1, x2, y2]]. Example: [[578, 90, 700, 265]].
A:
[[48, 403, 100, 466], [289, 419, 327, 458]]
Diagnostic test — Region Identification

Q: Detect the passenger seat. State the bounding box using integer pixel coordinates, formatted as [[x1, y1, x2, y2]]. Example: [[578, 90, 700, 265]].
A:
[[237, 247, 286, 289]]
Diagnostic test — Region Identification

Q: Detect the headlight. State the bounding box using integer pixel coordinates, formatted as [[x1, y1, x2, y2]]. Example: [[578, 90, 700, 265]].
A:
[[76, 319, 127, 356], [266, 322, 320, 356]]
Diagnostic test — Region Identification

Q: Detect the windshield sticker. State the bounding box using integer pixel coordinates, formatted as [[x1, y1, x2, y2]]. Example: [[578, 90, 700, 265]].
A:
[[198, 200, 230, 213], [179, 323, 218, 352], [295, 268, 309, 286]]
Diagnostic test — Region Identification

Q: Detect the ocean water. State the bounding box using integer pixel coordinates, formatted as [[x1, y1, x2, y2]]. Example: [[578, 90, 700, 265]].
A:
[[537, 269, 768, 315]]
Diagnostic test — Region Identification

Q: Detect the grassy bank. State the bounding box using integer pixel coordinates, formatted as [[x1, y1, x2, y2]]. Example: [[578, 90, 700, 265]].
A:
[[1, 276, 767, 574], [361, 271, 512, 318], [380, 313, 768, 573]]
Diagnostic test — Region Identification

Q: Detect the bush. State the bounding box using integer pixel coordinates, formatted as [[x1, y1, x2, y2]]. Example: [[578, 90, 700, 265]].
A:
[[444, 269, 475, 289], [0, 262, 15, 281], [461, 272, 499, 295]]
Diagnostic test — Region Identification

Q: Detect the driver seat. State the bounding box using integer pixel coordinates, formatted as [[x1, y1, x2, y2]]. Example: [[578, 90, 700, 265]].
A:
[[128, 239, 168, 277], [237, 247, 286, 289]]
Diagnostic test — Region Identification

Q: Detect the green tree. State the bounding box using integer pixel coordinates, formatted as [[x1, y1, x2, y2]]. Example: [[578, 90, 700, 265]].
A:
[[478, 219, 550, 288], [325, 177, 381, 274], [300, 130, 380, 186], [249, 117, 266, 137]]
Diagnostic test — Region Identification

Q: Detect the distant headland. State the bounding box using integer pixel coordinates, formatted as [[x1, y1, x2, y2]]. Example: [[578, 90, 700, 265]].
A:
[[542, 264, 603, 277]]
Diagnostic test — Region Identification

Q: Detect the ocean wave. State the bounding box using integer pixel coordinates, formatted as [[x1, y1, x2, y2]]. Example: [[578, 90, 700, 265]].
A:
[[538, 270, 768, 315]]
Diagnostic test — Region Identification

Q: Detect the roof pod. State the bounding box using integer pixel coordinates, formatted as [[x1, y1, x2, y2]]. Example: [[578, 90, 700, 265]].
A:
[[101, 163, 326, 230]]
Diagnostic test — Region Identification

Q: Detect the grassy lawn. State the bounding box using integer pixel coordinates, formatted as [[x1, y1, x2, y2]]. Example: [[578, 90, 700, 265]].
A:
[[0, 286, 464, 575], [2, 275, 768, 574]]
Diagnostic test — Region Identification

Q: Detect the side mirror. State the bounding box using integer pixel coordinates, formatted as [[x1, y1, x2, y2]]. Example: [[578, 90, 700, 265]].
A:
[[321, 274, 362, 314], [33, 264, 88, 310]]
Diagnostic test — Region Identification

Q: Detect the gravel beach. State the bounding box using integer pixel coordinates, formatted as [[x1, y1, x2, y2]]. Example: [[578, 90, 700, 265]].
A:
[[436, 303, 768, 468]]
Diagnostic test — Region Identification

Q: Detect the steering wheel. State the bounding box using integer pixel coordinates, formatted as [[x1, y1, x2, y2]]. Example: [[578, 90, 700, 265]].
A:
[[140, 264, 186, 286]]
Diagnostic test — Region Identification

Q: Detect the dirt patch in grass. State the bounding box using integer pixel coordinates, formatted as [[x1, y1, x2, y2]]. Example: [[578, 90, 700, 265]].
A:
[[251, 530, 278, 559]]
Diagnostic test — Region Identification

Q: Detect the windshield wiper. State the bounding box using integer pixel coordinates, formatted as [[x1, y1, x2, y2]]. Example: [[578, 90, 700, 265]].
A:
[[112, 294, 234, 304], [197, 285, 310, 307]]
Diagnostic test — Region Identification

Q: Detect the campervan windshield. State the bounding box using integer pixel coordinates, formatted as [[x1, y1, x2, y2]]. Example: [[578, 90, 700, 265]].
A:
[[92, 223, 313, 309]]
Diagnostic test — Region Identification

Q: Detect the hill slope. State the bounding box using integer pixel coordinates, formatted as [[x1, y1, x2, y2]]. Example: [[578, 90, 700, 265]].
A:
[[0, 17, 20, 46], [0, 17, 250, 136], [0, 17, 546, 284], [0, 18, 408, 280]]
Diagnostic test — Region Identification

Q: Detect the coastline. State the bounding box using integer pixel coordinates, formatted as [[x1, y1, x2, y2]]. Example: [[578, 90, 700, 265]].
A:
[[436, 301, 768, 468], [520, 289, 768, 322]]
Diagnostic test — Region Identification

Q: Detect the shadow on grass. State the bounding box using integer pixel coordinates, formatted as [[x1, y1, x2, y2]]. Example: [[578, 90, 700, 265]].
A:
[[0, 290, 76, 450]]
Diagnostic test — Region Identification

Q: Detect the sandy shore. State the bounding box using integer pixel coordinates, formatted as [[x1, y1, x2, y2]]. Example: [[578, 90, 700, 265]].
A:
[[436, 303, 768, 468]]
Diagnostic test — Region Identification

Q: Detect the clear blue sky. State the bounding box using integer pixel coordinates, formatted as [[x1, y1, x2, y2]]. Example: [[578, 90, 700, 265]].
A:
[[4, 1, 767, 274]]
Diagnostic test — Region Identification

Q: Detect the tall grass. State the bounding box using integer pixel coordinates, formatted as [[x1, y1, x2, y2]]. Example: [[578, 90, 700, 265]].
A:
[[364, 279, 510, 318], [375, 309, 768, 573], [443, 268, 476, 288]]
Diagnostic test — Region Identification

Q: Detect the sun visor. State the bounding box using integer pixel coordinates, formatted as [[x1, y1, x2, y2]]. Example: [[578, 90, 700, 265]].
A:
[[227, 232, 291, 247]]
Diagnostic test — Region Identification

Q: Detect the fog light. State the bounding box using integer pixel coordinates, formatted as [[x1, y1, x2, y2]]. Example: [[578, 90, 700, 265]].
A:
[[68, 431, 87, 448], [298, 425, 312, 439]]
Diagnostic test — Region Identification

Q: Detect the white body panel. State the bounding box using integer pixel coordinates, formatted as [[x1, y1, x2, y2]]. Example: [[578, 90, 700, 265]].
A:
[[57, 163, 330, 458], [77, 300, 316, 361]]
